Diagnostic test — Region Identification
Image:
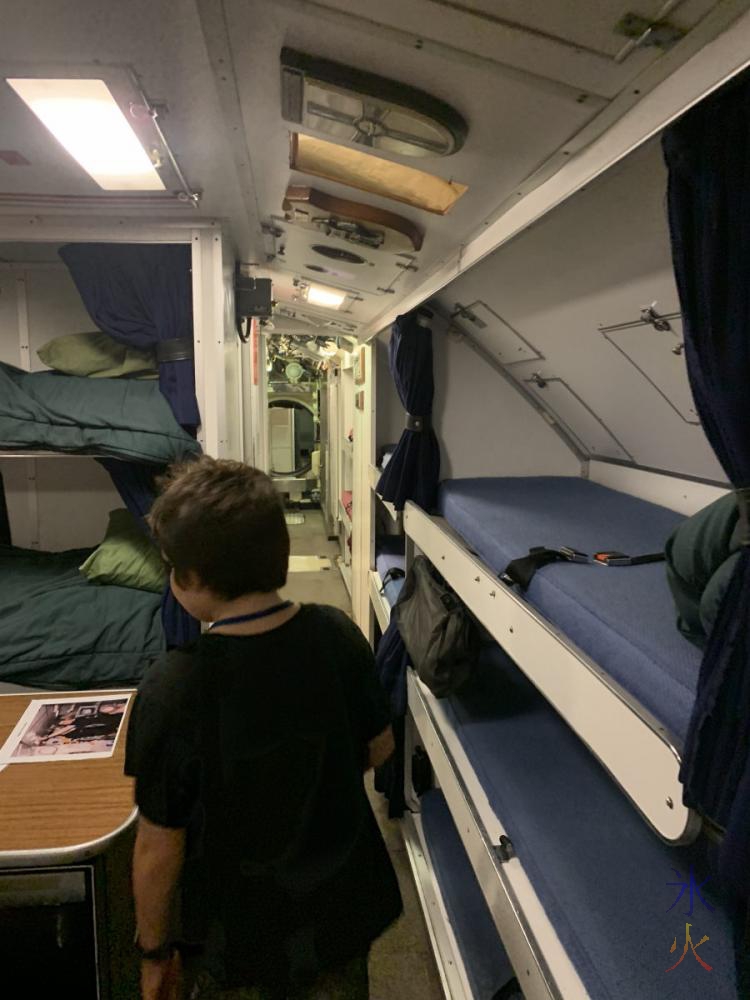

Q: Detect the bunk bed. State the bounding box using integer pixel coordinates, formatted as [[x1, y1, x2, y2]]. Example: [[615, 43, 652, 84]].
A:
[[407, 640, 739, 999], [403, 475, 717, 843], [0, 359, 200, 690]]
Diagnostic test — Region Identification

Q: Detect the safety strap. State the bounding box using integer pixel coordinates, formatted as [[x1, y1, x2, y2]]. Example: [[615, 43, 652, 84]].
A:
[[502, 546, 665, 590], [379, 567, 406, 595]]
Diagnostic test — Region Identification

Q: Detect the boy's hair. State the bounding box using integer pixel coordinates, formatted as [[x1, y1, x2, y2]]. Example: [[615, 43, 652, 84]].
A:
[[149, 457, 289, 599]]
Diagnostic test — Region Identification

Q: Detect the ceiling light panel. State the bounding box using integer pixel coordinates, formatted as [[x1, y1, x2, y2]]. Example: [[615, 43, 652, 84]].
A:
[[281, 48, 467, 159], [291, 134, 467, 215], [306, 284, 347, 308], [6, 78, 165, 191]]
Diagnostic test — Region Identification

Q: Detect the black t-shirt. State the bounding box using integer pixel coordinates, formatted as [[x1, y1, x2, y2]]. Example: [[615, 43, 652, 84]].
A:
[[125, 605, 402, 988]]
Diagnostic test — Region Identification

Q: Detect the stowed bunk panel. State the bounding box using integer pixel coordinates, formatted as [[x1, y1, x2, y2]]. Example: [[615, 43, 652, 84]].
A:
[[437, 476, 701, 744], [420, 789, 519, 1000], [413, 646, 739, 999]]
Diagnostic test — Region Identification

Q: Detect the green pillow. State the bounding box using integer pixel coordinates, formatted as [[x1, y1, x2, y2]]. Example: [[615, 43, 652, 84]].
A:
[[80, 509, 166, 593], [37, 331, 157, 379]]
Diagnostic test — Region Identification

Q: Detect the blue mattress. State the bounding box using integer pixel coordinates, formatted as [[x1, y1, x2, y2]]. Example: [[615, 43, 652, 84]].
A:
[[420, 789, 518, 999], [437, 477, 702, 743], [439, 645, 739, 999], [376, 537, 406, 608]]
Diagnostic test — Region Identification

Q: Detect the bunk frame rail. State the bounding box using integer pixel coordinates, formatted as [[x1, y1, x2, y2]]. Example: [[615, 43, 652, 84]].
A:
[[407, 670, 588, 1000], [403, 501, 698, 845]]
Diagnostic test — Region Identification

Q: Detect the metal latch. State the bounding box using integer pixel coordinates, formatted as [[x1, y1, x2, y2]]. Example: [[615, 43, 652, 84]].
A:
[[495, 835, 515, 863], [614, 11, 685, 61], [452, 302, 487, 329]]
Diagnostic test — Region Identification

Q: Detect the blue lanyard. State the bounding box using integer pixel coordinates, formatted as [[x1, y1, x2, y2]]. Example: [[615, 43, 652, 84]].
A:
[[208, 601, 293, 631]]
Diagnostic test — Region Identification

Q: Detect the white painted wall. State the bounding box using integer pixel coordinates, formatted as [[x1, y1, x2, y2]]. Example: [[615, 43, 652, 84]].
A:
[[0, 262, 96, 372], [435, 140, 725, 483], [432, 316, 580, 480], [375, 335, 404, 459], [1, 457, 119, 551]]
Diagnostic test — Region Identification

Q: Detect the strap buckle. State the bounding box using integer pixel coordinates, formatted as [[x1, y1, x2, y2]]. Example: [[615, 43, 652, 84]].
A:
[[558, 547, 589, 564], [593, 551, 631, 566]]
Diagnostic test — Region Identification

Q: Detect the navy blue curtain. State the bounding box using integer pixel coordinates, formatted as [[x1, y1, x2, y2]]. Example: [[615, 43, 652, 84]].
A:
[[59, 243, 199, 430], [376, 311, 440, 511], [663, 73, 750, 985], [373, 616, 410, 818], [99, 458, 200, 647]]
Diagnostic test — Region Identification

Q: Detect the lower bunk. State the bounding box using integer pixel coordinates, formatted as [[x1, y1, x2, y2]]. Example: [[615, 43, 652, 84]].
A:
[[404, 787, 521, 1000], [369, 536, 406, 632], [0, 539, 165, 690], [408, 643, 741, 999]]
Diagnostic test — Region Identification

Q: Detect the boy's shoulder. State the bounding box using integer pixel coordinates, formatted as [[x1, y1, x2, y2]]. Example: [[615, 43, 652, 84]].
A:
[[137, 643, 202, 711], [304, 604, 369, 647]]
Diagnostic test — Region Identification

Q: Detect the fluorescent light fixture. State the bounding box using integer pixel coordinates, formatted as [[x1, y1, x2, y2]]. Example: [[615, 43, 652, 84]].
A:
[[6, 78, 165, 191], [306, 284, 346, 309]]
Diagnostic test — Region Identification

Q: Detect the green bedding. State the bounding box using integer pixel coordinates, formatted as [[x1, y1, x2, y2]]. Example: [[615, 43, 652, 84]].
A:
[[0, 544, 165, 689], [0, 361, 200, 464]]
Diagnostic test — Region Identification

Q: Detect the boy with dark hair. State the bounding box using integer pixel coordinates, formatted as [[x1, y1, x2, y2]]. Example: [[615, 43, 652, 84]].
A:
[[125, 457, 402, 1000]]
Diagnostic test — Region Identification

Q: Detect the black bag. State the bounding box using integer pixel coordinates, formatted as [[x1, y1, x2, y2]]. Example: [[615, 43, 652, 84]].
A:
[[394, 555, 480, 697]]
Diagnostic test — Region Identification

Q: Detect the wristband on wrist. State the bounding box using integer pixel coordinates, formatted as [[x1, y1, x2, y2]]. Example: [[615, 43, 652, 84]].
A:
[[135, 938, 174, 962]]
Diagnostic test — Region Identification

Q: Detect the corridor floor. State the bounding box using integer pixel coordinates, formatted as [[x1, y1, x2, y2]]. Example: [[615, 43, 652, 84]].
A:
[[281, 510, 444, 1000]]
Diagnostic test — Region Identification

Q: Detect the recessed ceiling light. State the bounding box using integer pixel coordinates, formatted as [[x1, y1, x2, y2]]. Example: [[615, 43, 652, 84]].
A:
[[6, 78, 165, 191], [290, 134, 467, 216], [280, 48, 467, 158], [306, 284, 347, 309]]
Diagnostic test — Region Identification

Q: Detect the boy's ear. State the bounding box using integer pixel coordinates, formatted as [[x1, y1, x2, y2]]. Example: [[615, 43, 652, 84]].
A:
[[172, 567, 204, 593]]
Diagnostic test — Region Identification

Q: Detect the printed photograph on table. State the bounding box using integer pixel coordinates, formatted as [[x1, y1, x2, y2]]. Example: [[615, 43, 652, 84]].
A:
[[0, 695, 131, 763]]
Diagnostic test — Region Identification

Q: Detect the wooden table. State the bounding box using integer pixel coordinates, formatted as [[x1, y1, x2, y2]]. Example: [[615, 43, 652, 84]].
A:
[[0, 689, 137, 866], [0, 690, 140, 997]]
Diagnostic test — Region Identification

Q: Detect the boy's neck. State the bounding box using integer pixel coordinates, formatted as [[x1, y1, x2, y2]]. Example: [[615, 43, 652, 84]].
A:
[[208, 590, 298, 635]]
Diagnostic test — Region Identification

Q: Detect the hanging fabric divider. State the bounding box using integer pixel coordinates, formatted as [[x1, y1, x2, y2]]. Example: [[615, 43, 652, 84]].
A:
[[57, 242, 202, 647], [98, 459, 200, 648], [59, 243, 200, 431], [662, 69, 750, 991], [376, 310, 440, 512], [373, 615, 410, 818]]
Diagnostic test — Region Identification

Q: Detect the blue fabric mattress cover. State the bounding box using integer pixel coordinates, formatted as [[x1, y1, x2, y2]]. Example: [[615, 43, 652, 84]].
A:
[[436, 477, 702, 743], [420, 788, 517, 999], [441, 646, 738, 999], [376, 537, 406, 608]]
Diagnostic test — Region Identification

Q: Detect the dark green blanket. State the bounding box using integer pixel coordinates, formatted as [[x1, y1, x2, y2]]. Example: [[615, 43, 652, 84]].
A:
[[665, 492, 739, 648], [0, 544, 165, 689], [0, 362, 200, 464]]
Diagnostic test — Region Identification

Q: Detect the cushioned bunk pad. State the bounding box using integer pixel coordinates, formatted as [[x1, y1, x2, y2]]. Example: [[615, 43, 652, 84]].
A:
[[437, 477, 701, 743], [376, 538, 406, 608], [0, 545, 165, 689], [0, 362, 200, 463], [437, 647, 738, 999], [421, 789, 519, 1000]]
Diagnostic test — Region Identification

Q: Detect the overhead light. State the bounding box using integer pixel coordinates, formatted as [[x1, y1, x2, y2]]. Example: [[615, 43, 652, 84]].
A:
[[281, 49, 467, 158], [6, 78, 165, 191], [306, 283, 347, 309], [290, 134, 467, 216]]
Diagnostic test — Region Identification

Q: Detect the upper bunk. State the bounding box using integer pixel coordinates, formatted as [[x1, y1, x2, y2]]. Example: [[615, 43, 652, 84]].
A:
[[0, 241, 201, 466]]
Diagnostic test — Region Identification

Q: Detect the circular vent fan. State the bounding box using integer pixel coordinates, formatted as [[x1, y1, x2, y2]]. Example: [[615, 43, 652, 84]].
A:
[[285, 361, 304, 383], [312, 244, 366, 265]]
